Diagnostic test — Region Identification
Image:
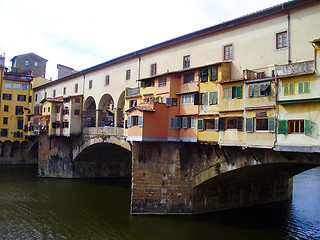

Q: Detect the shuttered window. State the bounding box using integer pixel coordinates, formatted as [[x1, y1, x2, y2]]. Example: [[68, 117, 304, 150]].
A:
[[223, 87, 232, 100], [175, 117, 181, 129], [278, 120, 288, 134], [170, 118, 176, 129], [237, 117, 243, 131], [210, 66, 218, 81], [248, 83, 271, 97], [209, 91, 218, 105], [298, 81, 310, 94], [284, 83, 295, 95], [190, 117, 195, 129], [223, 86, 242, 100], [182, 117, 188, 129], [200, 69, 208, 82], [198, 119, 204, 131], [218, 117, 226, 131], [236, 86, 242, 99], [17, 119, 23, 130], [127, 116, 132, 127], [166, 98, 172, 106], [214, 118, 219, 131], [201, 92, 208, 105], [246, 118, 253, 132], [194, 92, 200, 105]]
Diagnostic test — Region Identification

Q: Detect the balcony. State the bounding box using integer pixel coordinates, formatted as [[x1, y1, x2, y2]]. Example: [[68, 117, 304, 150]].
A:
[[275, 61, 314, 77], [126, 87, 140, 97]]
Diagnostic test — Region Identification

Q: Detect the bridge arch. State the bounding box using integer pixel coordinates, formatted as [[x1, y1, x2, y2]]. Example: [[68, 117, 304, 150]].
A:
[[83, 96, 96, 127]]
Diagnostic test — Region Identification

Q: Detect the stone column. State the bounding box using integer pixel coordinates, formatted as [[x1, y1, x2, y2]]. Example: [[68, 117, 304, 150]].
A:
[[96, 109, 103, 127]]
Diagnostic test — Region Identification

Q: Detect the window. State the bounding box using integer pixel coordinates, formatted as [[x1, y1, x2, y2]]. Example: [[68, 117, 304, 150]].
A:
[[209, 91, 218, 105], [4, 82, 12, 89], [63, 87, 66, 95], [276, 31, 287, 49], [4, 105, 8, 112], [227, 117, 237, 129], [75, 83, 78, 93], [170, 117, 181, 129], [183, 73, 194, 84], [74, 110, 80, 115], [48, 107, 50, 112], [22, 84, 29, 90], [53, 90, 56, 97], [217, 117, 243, 131], [127, 115, 143, 127], [158, 78, 166, 87], [35, 94, 38, 101], [151, 63, 157, 76], [256, 118, 268, 131], [2, 93, 12, 100], [89, 80, 93, 89], [0, 129, 8, 137], [298, 81, 310, 94], [223, 44, 233, 60], [17, 95, 26, 101], [205, 119, 216, 130], [223, 86, 242, 100], [28, 96, 32, 103], [56, 106, 61, 113], [25, 60, 29, 67], [62, 122, 69, 128], [129, 99, 137, 108], [141, 79, 154, 88], [34, 61, 38, 67], [183, 55, 190, 69], [284, 82, 295, 95], [13, 131, 23, 138], [210, 66, 218, 81], [181, 94, 194, 105], [3, 117, 8, 124], [17, 118, 23, 130], [63, 109, 69, 115], [246, 117, 275, 133], [126, 69, 131, 80], [13, 83, 20, 89], [288, 120, 304, 134], [200, 92, 208, 105], [200, 69, 208, 82], [105, 75, 110, 85], [45, 92, 47, 98], [248, 82, 271, 97], [75, 98, 80, 103]]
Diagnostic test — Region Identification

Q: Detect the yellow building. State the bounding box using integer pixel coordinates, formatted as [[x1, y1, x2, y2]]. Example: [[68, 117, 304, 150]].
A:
[[0, 67, 33, 142], [275, 39, 320, 153]]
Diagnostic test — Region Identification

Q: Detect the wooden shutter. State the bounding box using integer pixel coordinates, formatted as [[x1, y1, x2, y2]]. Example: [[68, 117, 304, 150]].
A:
[[198, 119, 204, 131], [237, 117, 243, 131], [268, 116, 275, 132], [218, 117, 225, 131], [210, 66, 218, 81], [202, 92, 208, 105], [17, 119, 23, 130], [278, 120, 287, 134], [236, 85, 242, 99], [304, 81, 310, 94], [248, 85, 254, 97], [304, 119, 312, 135], [194, 92, 200, 105], [298, 82, 303, 94], [209, 91, 218, 105], [170, 118, 176, 129], [246, 118, 253, 132], [182, 117, 188, 129], [223, 88, 230, 100], [289, 83, 294, 95], [138, 115, 143, 127], [284, 83, 288, 95], [214, 118, 219, 131], [200, 69, 208, 82], [253, 84, 259, 97], [127, 116, 132, 127]]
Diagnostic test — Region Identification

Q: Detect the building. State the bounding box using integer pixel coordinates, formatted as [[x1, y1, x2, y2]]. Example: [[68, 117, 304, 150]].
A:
[[10, 53, 47, 78], [29, 0, 320, 153], [57, 64, 77, 79]]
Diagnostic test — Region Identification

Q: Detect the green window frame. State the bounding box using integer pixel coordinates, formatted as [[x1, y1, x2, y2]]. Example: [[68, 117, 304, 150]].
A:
[[223, 86, 242, 100], [284, 83, 295, 95], [304, 119, 312, 135], [298, 81, 310, 94], [198, 119, 204, 131]]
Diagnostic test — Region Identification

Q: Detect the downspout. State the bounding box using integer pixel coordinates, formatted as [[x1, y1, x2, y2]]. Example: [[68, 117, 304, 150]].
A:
[[287, 12, 291, 64]]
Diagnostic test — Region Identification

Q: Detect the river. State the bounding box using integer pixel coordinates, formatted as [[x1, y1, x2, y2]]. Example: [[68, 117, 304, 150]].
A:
[[0, 165, 319, 240]]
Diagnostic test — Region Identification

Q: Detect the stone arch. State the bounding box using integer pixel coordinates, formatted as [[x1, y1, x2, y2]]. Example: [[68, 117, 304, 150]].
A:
[[116, 90, 125, 127], [83, 96, 96, 127], [97, 94, 114, 127], [11, 141, 21, 157], [73, 136, 131, 160], [2, 141, 12, 157]]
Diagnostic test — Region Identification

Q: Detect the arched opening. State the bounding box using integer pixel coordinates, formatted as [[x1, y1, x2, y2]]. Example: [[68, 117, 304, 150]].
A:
[[83, 96, 96, 127], [116, 91, 125, 127], [29, 141, 38, 162], [73, 142, 132, 178], [98, 94, 114, 127], [2, 141, 12, 157], [11, 141, 21, 158]]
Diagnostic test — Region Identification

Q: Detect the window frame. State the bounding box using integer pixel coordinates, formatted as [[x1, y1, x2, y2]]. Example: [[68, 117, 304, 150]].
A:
[[158, 78, 166, 87], [183, 72, 195, 84], [75, 83, 79, 93], [89, 80, 93, 89], [276, 31, 288, 49], [126, 69, 131, 80], [183, 55, 190, 69], [223, 44, 233, 60], [150, 63, 157, 76]]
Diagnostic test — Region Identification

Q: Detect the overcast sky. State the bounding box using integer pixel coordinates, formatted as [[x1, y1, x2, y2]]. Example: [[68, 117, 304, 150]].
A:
[[1, 0, 287, 80]]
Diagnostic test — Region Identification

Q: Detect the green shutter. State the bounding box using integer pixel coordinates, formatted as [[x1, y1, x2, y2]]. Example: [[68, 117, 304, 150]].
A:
[[223, 87, 231, 100], [284, 83, 288, 95], [248, 85, 254, 97], [289, 83, 295, 95], [304, 119, 312, 135], [268, 116, 275, 132], [218, 117, 226, 131], [194, 92, 200, 105], [237, 117, 243, 131], [298, 82, 303, 94], [246, 118, 253, 132], [304, 81, 310, 94], [278, 120, 288, 134], [198, 119, 204, 131], [236, 85, 242, 99], [253, 84, 259, 97]]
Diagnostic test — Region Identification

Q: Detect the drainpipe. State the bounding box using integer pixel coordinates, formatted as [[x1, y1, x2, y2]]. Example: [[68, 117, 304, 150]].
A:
[[287, 12, 291, 64], [136, 52, 141, 83]]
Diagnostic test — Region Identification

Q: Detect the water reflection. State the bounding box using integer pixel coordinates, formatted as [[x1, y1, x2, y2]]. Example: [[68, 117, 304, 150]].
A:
[[0, 165, 319, 240]]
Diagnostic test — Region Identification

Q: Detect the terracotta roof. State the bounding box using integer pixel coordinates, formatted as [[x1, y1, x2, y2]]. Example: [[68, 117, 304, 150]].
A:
[[40, 98, 64, 103], [126, 105, 155, 113], [218, 78, 244, 84]]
